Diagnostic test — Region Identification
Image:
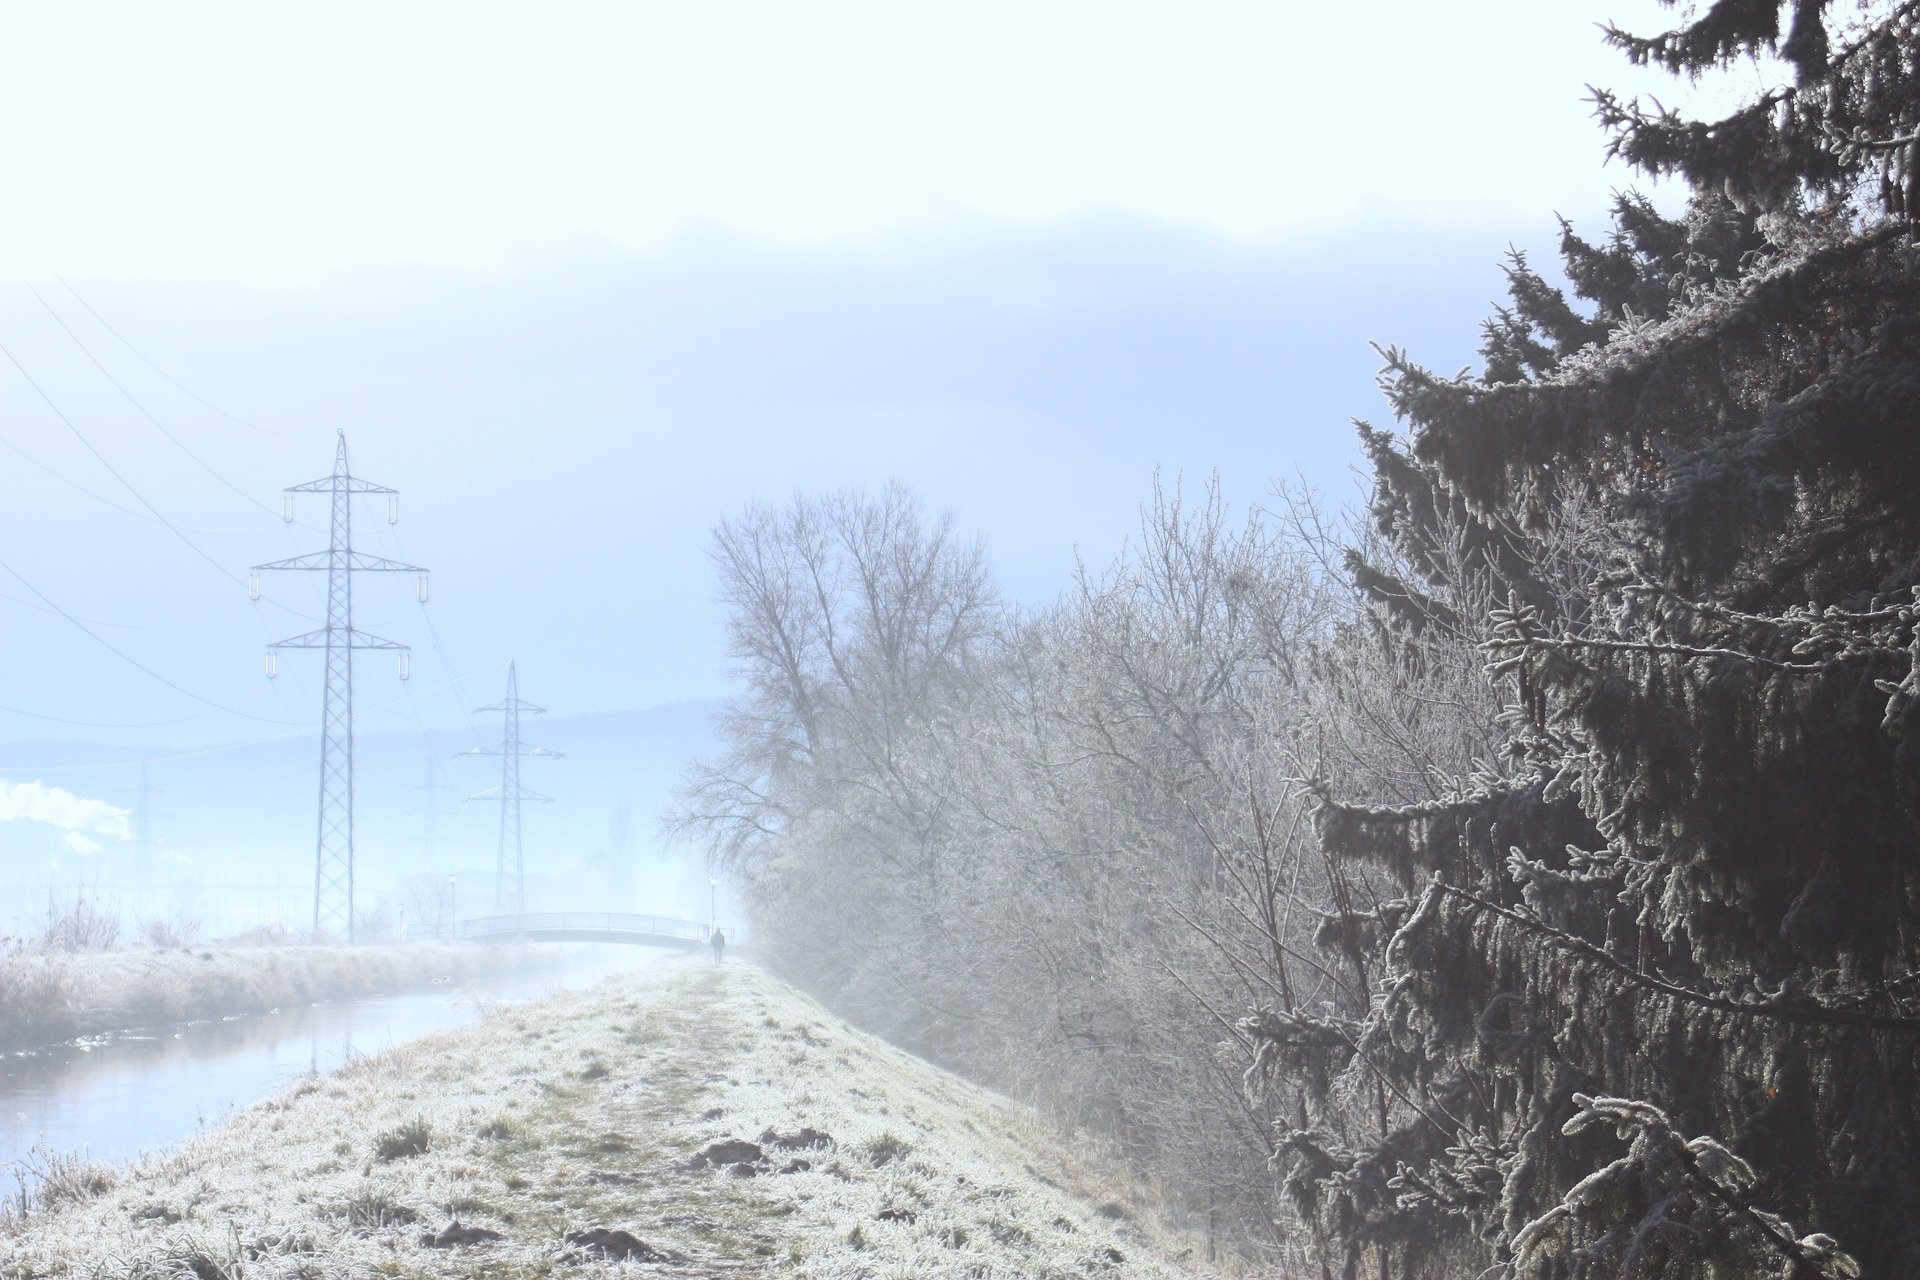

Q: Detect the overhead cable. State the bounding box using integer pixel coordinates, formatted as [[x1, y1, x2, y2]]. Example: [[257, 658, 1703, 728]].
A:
[[0, 558, 303, 726], [54, 272, 297, 440]]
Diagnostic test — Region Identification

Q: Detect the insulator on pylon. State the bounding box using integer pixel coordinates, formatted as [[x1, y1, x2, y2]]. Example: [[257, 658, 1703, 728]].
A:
[[388, 496, 399, 525], [248, 573, 261, 601], [417, 574, 430, 603], [265, 652, 279, 679], [281, 496, 294, 523], [398, 652, 411, 681]]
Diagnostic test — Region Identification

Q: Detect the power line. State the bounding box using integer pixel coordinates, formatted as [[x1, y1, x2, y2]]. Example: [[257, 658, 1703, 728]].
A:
[[375, 520, 472, 709], [0, 334, 319, 622], [0, 339, 253, 588], [0, 424, 230, 532], [0, 558, 303, 725], [14, 277, 327, 714], [0, 705, 216, 729], [53, 273, 297, 440], [374, 521, 488, 831], [13, 277, 324, 705], [0, 588, 211, 630], [22, 278, 306, 524], [251, 597, 312, 722], [0, 662, 505, 774]]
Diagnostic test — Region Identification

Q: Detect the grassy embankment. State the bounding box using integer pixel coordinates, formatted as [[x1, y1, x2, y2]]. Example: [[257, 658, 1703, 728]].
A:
[[0, 943, 551, 1052], [0, 959, 1219, 1279]]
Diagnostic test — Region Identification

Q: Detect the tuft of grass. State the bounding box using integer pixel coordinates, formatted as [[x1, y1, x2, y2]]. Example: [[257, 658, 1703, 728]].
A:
[[0, 1148, 117, 1224], [371, 1117, 431, 1162], [863, 1131, 913, 1167], [335, 1189, 420, 1232], [39, 1155, 117, 1212], [151, 1225, 321, 1280], [476, 1117, 516, 1141]]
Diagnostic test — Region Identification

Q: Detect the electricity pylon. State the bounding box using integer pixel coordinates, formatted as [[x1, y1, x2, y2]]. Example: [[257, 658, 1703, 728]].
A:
[[456, 661, 560, 913], [252, 432, 428, 942], [409, 759, 458, 867], [117, 764, 171, 895], [117, 763, 167, 856]]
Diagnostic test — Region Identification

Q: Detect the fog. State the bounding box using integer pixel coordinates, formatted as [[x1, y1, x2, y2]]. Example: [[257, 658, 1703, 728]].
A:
[[9, 2, 1911, 1276], [0, 0, 1685, 930], [0, 216, 1522, 934]]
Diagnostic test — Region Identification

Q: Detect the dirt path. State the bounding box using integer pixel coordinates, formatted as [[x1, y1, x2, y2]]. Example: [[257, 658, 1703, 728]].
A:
[[0, 960, 1206, 1278]]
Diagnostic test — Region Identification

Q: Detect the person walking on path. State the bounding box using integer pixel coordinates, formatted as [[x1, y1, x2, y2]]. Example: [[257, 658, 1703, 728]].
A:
[[709, 928, 726, 963]]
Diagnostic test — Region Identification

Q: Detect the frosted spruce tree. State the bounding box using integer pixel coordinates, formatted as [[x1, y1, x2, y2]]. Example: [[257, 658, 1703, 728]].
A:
[[1248, 3, 1920, 1277]]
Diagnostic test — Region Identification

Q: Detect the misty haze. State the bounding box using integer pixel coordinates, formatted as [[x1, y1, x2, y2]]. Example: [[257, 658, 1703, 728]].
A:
[[4, 3, 1920, 1278]]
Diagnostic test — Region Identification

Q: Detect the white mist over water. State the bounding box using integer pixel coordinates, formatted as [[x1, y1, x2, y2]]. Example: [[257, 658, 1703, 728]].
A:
[[0, 945, 675, 1188]]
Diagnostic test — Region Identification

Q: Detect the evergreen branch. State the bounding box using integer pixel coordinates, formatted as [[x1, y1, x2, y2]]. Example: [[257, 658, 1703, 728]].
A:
[[1484, 630, 1833, 674], [1595, 0, 1920, 148], [1664, 1132, 1856, 1280], [1481, 594, 1906, 675], [1620, 581, 1917, 628], [1828, 123, 1920, 152], [1245, 1001, 1468, 1140], [1306, 774, 1533, 824], [1566, 1096, 1857, 1280], [1435, 879, 1920, 1034]]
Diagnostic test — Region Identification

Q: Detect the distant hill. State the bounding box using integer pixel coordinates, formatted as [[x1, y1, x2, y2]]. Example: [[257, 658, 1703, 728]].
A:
[[0, 700, 724, 936]]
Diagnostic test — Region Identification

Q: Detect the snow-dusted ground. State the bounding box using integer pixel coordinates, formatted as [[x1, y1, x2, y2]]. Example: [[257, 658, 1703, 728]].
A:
[[0, 959, 1218, 1278]]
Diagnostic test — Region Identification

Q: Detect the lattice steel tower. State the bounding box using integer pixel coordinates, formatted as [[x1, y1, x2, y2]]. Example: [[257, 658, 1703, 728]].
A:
[[252, 432, 428, 942], [458, 661, 560, 912], [410, 759, 456, 866]]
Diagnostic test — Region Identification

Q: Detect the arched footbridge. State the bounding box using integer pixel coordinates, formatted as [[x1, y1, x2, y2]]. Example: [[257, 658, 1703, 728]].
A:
[[450, 912, 714, 951]]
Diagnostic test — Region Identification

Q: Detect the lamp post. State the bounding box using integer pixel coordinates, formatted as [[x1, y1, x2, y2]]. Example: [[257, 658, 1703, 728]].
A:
[[708, 876, 718, 934]]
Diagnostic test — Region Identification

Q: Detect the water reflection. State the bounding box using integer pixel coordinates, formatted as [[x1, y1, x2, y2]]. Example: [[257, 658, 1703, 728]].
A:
[[0, 945, 670, 1180]]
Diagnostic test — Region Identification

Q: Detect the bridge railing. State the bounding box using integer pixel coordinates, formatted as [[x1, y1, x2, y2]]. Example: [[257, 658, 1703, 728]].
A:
[[450, 912, 711, 942]]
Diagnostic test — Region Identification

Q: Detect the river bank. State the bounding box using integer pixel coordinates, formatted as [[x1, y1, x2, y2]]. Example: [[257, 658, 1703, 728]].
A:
[[0, 959, 1212, 1279], [0, 942, 552, 1052]]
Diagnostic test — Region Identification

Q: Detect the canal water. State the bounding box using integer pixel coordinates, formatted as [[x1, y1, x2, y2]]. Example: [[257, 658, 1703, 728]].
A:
[[0, 945, 670, 1190]]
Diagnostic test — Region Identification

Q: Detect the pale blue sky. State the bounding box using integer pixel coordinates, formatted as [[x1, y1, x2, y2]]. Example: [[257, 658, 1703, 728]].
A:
[[0, 0, 1741, 754], [0, 1, 1711, 285]]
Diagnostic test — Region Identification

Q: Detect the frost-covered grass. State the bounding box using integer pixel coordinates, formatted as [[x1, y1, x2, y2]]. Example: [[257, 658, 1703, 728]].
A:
[[0, 943, 548, 1051], [0, 960, 1221, 1278]]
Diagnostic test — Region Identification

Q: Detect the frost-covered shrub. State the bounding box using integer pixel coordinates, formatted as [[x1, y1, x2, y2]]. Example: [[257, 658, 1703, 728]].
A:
[[371, 1118, 432, 1162]]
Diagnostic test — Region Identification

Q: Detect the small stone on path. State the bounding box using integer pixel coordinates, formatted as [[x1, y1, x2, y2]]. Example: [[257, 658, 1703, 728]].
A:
[[693, 1137, 764, 1166], [564, 1227, 676, 1262], [420, 1220, 505, 1248], [758, 1126, 833, 1149]]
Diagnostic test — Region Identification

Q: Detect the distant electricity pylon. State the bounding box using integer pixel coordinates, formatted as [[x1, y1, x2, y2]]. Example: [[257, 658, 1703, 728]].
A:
[[118, 763, 164, 853], [117, 763, 170, 884], [409, 758, 458, 866], [252, 432, 429, 942], [457, 661, 560, 913]]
